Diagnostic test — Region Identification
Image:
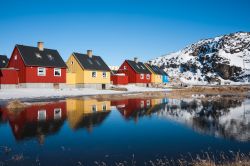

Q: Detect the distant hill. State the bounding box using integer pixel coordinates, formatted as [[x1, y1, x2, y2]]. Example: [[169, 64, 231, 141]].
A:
[[151, 32, 250, 85]]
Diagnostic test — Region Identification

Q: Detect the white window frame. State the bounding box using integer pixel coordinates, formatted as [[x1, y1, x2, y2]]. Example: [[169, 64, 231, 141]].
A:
[[146, 100, 150, 106], [140, 74, 144, 79], [102, 72, 107, 78], [54, 68, 61, 77], [92, 71, 97, 78], [92, 105, 97, 112], [102, 104, 107, 111], [124, 66, 127, 70], [146, 74, 150, 80], [140, 101, 144, 108], [38, 67, 46, 76], [54, 108, 62, 120], [14, 55, 17, 60], [38, 110, 46, 121]]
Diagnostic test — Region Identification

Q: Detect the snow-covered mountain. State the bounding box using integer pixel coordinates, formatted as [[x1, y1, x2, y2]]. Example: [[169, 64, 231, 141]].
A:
[[151, 32, 250, 85]]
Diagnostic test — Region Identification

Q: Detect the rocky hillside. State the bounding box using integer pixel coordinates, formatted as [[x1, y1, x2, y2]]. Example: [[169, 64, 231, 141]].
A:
[[151, 32, 250, 85]]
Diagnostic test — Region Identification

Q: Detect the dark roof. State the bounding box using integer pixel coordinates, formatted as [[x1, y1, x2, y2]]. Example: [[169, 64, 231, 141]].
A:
[[145, 63, 163, 75], [16, 45, 67, 68], [125, 60, 151, 74], [73, 53, 111, 71], [158, 68, 168, 76], [0, 55, 9, 68]]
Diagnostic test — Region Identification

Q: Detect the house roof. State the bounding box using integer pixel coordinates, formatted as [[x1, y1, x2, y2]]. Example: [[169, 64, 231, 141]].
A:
[[73, 52, 111, 71], [125, 60, 151, 74], [158, 68, 168, 76], [145, 63, 163, 75], [0, 55, 9, 68], [16, 45, 67, 68]]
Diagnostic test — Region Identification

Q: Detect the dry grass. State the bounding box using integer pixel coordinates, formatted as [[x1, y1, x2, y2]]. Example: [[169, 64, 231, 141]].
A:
[[6, 100, 27, 113], [109, 86, 128, 91], [165, 85, 250, 99], [91, 91, 169, 101]]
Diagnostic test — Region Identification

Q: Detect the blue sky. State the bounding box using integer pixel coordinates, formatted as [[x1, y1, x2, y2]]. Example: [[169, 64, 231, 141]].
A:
[[0, 0, 249, 65]]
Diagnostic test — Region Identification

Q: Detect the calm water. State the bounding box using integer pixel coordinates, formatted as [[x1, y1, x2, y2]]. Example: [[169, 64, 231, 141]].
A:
[[0, 96, 250, 165]]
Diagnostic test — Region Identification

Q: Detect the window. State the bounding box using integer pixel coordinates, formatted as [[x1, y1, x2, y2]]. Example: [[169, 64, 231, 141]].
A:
[[146, 74, 150, 80], [14, 55, 17, 60], [35, 53, 42, 59], [47, 54, 54, 60], [102, 72, 107, 78], [2, 60, 6, 64], [124, 66, 127, 70], [102, 104, 107, 111], [146, 100, 150, 106], [96, 60, 101, 66], [54, 108, 62, 120], [140, 74, 144, 79], [38, 67, 46, 76], [71, 61, 74, 65], [92, 105, 97, 112], [54, 68, 61, 76], [88, 59, 93, 65], [38, 110, 46, 121], [140, 101, 144, 108], [92, 71, 97, 78]]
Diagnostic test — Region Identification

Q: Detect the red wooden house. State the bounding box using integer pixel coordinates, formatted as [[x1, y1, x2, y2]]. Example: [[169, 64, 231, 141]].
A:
[[117, 58, 151, 87], [7, 42, 67, 88], [0, 55, 19, 88]]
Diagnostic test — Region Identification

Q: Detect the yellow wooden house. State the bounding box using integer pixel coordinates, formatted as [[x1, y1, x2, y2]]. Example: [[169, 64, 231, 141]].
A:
[[66, 50, 111, 89], [144, 62, 162, 86], [66, 98, 111, 131]]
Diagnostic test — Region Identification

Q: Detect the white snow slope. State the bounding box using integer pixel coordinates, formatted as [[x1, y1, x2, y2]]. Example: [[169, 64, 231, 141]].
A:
[[151, 32, 250, 85]]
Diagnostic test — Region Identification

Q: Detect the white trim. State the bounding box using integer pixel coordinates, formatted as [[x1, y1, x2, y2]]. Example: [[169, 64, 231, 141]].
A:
[[54, 68, 61, 77], [102, 72, 107, 78], [102, 103, 107, 111], [38, 110, 46, 121], [38, 67, 46, 76], [92, 71, 97, 78], [140, 74, 144, 79], [92, 105, 97, 112], [54, 108, 62, 119]]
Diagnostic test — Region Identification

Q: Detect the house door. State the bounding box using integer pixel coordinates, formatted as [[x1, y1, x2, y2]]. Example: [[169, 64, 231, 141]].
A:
[[102, 84, 106, 90]]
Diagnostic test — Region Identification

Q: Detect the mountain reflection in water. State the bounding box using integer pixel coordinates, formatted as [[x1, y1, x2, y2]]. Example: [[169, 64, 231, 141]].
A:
[[157, 98, 250, 142], [0, 97, 249, 143]]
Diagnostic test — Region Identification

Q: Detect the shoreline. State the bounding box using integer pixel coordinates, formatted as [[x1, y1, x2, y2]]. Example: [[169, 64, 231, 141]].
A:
[[0, 85, 170, 102], [1, 85, 250, 103]]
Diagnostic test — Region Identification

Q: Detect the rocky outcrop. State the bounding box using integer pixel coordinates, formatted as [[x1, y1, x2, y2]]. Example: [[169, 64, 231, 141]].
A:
[[151, 32, 250, 84]]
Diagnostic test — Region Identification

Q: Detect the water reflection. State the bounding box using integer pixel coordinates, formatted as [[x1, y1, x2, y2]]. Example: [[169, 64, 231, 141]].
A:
[[1, 102, 67, 144], [157, 98, 250, 141], [0, 97, 250, 143], [66, 99, 111, 132]]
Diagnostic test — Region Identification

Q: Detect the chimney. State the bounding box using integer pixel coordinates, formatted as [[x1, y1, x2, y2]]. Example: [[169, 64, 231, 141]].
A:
[[134, 57, 138, 63], [87, 50, 93, 58], [37, 42, 44, 51]]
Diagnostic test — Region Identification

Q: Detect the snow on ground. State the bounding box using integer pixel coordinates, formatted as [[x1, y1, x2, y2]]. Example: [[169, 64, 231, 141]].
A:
[[0, 85, 170, 100]]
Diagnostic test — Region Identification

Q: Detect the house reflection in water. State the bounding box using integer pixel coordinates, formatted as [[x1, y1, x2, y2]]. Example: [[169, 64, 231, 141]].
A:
[[6, 102, 67, 144], [66, 99, 111, 132], [112, 98, 168, 122]]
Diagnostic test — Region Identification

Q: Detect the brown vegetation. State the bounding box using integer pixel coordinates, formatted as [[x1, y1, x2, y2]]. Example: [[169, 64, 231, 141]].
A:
[[6, 100, 28, 113], [165, 85, 250, 99]]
